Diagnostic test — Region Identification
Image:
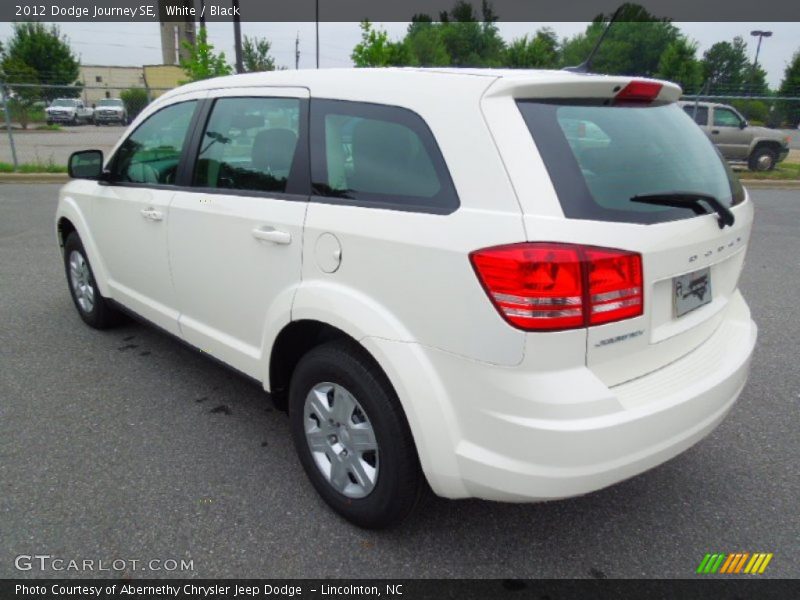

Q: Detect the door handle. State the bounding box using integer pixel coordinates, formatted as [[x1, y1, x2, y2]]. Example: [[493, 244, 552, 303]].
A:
[[140, 208, 163, 221], [252, 226, 291, 245], [711, 129, 720, 134]]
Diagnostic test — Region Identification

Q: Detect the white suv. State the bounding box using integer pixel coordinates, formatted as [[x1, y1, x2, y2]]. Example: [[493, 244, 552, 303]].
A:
[[57, 69, 757, 528]]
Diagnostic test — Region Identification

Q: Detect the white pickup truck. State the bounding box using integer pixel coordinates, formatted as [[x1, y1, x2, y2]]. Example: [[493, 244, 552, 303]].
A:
[[46, 98, 94, 126]]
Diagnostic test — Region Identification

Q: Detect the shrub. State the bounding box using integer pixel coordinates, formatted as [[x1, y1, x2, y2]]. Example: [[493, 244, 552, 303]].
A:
[[120, 88, 149, 120]]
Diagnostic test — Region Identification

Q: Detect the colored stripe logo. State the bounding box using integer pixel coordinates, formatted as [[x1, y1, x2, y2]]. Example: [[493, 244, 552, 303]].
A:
[[696, 552, 773, 574]]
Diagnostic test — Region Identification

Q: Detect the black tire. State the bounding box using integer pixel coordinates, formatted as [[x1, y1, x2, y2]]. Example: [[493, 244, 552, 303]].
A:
[[63, 232, 120, 329], [289, 340, 424, 529], [748, 146, 777, 171], [46, 119, 53, 126]]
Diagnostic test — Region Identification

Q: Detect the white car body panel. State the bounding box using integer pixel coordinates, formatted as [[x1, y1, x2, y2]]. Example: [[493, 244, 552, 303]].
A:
[[56, 68, 757, 502]]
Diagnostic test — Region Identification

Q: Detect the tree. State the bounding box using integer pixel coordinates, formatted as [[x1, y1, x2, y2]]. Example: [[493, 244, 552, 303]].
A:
[[242, 36, 276, 72], [351, 21, 409, 67], [180, 27, 232, 82], [656, 37, 703, 94], [120, 88, 149, 121], [438, 1, 505, 67], [778, 50, 800, 127], [505, 28, 559, 69], [701, 36, 750, 92], [560, 4, 682, 76], [1, 22, 80, 102], [3, 58, 39, 129], [404, 16, 450, 66]]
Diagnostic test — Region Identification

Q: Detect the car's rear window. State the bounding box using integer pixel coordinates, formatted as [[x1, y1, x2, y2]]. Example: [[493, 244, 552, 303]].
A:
[[516, 100, 744, 225]]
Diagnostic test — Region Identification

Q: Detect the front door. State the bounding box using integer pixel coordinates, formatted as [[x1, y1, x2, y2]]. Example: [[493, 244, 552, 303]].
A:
[[91, 97, 202, 335], [710, 106, 750, 160], [168, 88, 310, 378]]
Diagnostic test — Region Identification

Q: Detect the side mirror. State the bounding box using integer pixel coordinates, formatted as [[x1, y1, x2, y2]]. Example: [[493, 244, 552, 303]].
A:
[[739, 120, 748, 129], [68, 150, 104, 180]]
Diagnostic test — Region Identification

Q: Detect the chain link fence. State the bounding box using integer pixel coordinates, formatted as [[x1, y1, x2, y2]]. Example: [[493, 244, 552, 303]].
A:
[[1, 83, 174, 171], [1, 81, 798, 172]]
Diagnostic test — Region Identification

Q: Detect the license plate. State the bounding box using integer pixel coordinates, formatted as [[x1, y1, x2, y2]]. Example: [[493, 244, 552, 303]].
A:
[[673, 267, 712, 318]]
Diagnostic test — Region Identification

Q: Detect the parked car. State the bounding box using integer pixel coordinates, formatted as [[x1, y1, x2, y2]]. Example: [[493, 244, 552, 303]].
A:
[[93, 98, 129, 126], [57, 70, 757, 528], [46, 98, 94, 125], [679, 101, 790, 171]]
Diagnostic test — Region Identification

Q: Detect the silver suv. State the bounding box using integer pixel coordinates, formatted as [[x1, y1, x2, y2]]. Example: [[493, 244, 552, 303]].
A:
[[680, 101, 790, 171]]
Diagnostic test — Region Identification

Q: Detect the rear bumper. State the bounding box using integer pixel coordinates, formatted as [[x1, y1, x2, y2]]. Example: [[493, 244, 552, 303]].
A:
[[369, 292, 756, 501]]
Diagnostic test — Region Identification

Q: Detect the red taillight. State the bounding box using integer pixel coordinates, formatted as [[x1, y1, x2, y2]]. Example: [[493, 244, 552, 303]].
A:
[[470, 243, 643, 331], [614, 80, 662, 103]]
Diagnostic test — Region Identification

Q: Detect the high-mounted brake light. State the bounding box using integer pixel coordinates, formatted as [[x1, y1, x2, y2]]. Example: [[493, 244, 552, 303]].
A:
[[614, 80, 663, 103], [470, 243, 643, 331]]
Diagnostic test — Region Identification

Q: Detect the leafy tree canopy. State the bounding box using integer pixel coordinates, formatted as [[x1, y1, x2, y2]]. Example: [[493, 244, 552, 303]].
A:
[[1, 22, 81, 101], [242, 36, 277, 72], [180, 27, 232, 82], [778, 49, 800, 126]]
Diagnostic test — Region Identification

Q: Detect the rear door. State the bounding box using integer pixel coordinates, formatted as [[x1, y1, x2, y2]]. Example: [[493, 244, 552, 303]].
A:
[[167, 88, 309, 378], [483, 77, 753, 387]]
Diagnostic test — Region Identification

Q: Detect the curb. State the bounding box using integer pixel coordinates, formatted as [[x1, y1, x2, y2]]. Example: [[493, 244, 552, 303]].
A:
[[740, 179, 800, 190], [0, 173, 69, 184]]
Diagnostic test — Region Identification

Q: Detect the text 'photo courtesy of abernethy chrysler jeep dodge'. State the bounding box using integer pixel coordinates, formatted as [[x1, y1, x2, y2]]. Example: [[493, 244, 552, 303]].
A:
[[57, 68, 757, 528]]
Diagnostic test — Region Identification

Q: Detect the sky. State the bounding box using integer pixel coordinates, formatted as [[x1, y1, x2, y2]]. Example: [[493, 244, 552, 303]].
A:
[[0, 21, 798, 88]]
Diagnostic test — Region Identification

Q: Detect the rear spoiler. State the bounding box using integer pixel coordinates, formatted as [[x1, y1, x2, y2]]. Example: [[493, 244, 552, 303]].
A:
[[483, 74, 682, 103]]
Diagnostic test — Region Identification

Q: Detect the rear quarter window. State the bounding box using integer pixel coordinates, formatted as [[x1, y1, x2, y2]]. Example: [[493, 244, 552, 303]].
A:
[[517, 100, 744, 225], [310, 99, 459, 214]]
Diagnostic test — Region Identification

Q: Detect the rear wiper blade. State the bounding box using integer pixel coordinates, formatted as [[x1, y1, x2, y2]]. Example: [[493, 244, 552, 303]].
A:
[[630, 192, 735, 229]]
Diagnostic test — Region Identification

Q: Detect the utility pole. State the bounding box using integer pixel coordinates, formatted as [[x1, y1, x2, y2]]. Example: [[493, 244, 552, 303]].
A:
[[232, 0, 243, 73], [198, 0, 205, 32], [295, 31, 300, 70], [315, 0, 320, 69]]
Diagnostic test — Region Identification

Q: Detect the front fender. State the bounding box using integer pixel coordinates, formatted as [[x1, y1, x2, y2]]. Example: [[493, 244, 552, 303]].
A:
[[56, 192, 111, 298]]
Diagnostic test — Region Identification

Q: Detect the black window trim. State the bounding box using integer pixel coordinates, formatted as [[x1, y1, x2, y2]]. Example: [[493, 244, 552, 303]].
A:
[[309, 98, 460, 215], [105, 98, 203, 190], [104, 95, 312, 203]]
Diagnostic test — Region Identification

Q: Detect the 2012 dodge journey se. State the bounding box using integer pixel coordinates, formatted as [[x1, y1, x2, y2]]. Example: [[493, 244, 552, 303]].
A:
[[56, 68, 757, 528]]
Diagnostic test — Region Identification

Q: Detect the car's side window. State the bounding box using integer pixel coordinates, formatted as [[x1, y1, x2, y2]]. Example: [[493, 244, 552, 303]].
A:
[[110, 101, 197, 185], [310, 99, 458, 213], [713, 108, 742, 128], [683, 105, 708, 126], [193, 97, 302, 193]]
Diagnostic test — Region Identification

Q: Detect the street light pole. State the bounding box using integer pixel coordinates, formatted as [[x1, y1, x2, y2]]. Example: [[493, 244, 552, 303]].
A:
[[315, 0, 320, 69], [750, 30, 772, 72]]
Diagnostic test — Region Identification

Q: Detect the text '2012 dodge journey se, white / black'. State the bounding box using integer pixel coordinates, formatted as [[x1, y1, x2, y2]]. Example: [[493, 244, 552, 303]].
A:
[[57, 69, 757, 528]]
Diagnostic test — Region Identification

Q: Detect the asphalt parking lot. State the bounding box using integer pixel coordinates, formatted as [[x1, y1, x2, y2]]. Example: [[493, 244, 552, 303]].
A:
[[1, 125, 126, 165], [1, 184, 798, 579]]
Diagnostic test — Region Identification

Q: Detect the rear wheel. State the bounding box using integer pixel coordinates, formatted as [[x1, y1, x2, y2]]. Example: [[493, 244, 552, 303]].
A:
[[63, 232, 120, 329], [289, 340, 423, 529], [748, 146, 777, 171]]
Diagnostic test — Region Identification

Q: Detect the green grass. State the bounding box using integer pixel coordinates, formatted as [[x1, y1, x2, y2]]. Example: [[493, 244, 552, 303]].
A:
[[34, 123, 63, 131], [0, 161, 67, 173], [739, 161, 800, 180]]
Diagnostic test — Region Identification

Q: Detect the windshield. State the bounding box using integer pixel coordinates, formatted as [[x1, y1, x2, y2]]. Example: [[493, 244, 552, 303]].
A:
[[516, 100, 744, 225], [52, 99, 78, 107], [98, 99, 123, 107]]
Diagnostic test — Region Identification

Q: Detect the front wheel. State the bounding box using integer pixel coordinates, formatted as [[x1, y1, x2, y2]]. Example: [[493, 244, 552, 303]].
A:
[[748, 146, 777, 171], [63, 232, 120, 329], [289, 341, 424, 529]]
